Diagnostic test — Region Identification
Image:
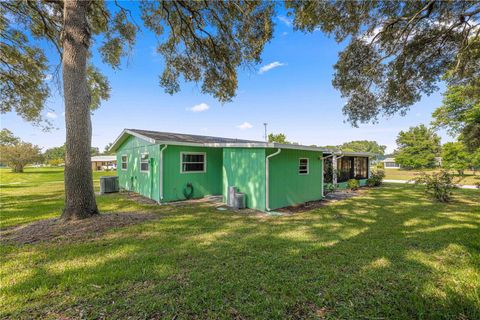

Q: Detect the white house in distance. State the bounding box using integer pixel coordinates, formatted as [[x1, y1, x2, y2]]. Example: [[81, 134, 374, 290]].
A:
[[381, 157, 442, 169], [91, 155, 116, 171], [381, 157, 401, 169]]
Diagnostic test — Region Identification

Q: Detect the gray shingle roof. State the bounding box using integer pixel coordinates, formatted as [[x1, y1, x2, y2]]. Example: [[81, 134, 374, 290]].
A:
[[128, 129, 264, 144]]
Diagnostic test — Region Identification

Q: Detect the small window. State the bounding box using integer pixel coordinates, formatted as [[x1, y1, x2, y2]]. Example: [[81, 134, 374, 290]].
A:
[[181, 152, 206, 173], [299, 158, 309, 175], [121, 155, 128, 170], [140, 153, 149, 172]]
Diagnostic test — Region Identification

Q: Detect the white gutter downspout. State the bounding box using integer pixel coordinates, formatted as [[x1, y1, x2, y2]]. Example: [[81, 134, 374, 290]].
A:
[[159, 144, 168, 202], [266, 148, 281, 211]]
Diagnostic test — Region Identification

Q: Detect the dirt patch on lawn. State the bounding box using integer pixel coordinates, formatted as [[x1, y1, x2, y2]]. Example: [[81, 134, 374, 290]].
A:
[[0, 212, 159, 245]]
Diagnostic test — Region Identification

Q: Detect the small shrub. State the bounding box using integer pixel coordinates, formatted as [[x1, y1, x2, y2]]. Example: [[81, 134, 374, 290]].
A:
[[411, 170, 457, 202], [367, 170, 385, 187], [347, 179, 359, 190], [324, 183, 337, 195]]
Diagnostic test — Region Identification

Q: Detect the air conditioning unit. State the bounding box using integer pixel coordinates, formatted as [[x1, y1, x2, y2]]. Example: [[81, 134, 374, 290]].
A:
[[100, 176, 119, 194]]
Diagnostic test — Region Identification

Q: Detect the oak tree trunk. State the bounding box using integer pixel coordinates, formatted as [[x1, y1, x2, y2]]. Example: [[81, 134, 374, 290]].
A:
[[61, 0, 99, 220]]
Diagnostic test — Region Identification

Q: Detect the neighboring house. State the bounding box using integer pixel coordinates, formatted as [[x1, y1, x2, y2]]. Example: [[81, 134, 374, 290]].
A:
[[91, 155, 117, 171], [381, 157, 401, 169], [109, 129, 372, 211], [381, 157, 442, 169]]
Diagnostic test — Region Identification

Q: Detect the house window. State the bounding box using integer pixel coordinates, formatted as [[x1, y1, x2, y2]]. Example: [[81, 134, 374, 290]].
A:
[[121, 155, 128, 170], [181, 152, 206, 173], [298, 158, 309, 175], [140, 153, 149, 172]]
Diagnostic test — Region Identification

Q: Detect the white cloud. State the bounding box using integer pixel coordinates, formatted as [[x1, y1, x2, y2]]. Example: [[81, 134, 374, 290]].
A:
[[278, 16, 292, 27], [258, 61, 286, 74], [46, 111, 57, 119], [44, 74, 52, 81], [281, 31, 288, 36], [187, 103, 210, 112], [237, 122, 253, 130]]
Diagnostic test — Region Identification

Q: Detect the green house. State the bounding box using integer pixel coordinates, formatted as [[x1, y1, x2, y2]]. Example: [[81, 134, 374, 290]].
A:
[[110, 129, 372, 211]]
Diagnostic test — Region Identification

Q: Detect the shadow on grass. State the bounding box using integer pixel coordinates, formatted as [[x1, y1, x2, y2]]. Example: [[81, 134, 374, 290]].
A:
[[1, 184, 479, 319]]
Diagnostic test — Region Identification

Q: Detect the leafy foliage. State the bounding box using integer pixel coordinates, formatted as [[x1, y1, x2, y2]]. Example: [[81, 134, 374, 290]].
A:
[[411, 170, 457, 202], [287, 1, 480, 125], [43, 145, 66, 161], [141, 1, 274, 102], [347, 179, 359, 190], [367, 170, 385, 187], [395, 125, 441, 169], [432, 83, 480, 152], [0, 1, 137, 126], [268, 133, 289, 144], [0, 129, 20, 146], [0, 130, 42, 172], [340, 140, 386, 156], [441, 142, 470, 175]]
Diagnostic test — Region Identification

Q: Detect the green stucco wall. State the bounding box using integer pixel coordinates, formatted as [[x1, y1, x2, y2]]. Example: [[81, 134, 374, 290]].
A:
[[267, 148, 323, 210], [162, 145, 223, 202], [222, 148, 266, 211], [116, 136, 160, 201]]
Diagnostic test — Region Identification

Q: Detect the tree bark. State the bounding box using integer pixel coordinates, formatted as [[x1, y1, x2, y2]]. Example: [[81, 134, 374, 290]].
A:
[[61, 0, 99, 220]]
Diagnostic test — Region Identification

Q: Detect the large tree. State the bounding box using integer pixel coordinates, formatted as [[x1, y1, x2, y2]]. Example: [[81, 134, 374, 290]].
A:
[[268, 133, 289, 144], [0, 129, 43, 172], [441, 141, 470, 175], [432, 82, 480, 152], [1, 1, 273, 220], [288, 1, 480, 125], [395, 124, 441, 169], [339, 140, 386, 156]]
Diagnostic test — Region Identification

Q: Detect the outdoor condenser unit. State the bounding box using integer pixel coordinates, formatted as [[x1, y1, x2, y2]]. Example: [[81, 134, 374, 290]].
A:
[[100, 176, 119, 194]]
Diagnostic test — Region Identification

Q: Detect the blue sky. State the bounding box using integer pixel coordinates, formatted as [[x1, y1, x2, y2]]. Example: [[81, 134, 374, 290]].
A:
[[1, 7, 452, 154]]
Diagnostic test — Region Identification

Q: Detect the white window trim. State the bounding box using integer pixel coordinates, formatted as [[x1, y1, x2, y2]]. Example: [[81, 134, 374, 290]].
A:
[[180, 152, 207, 174], [121, 154, 128, 171], [298, 158, 309, 175], [140, 153, 149, 173]]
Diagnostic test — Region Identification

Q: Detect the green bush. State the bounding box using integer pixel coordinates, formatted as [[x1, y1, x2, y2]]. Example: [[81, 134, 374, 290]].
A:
[[347, 179, 359, 190], [324, 183, 337, 195], [367, 170, 385, 187], [411, 170, 456, 202]]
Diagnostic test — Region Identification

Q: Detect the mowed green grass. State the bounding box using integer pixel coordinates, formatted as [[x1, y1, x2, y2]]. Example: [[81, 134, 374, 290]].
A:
[[0, 167, 116, 228], [384, 168, 480, 185], [1, 168, 479, 319]]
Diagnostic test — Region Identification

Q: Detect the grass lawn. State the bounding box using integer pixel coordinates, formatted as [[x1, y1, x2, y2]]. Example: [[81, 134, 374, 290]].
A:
[[1, 168, 479, 319], [384, 168, 480, 185]]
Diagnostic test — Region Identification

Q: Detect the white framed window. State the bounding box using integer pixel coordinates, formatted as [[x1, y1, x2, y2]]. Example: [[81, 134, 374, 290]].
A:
[[298, 158, 309, 175], [140, 153, 149, 172], [181, 152, 206, 173], [121, 155, 128, 170]]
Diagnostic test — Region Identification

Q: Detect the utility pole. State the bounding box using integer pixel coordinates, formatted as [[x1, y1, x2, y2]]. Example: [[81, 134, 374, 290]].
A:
[[263, 123, 268, 142]]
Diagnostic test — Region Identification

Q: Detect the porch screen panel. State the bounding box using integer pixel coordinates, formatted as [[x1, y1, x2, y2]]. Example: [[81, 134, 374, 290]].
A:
[[354, 157, 368, 179]]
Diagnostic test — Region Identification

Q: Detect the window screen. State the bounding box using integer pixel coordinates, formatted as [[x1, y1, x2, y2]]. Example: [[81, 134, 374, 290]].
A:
[[121, 155, 128, 170], [140, 153, 149, 172], [298, 158, 309, 175], [181, 153, 206, 173]]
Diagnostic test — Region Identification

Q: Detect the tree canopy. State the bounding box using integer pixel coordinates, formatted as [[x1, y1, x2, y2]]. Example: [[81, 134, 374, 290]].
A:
[[339, 140, 386, 156], [288, 1, 480, 125], [441, 141, 470, 175], [432, 82, 480, 152], [0, 129, 42, 172], [268, 133, 289, 144], [395, 124, 441, 169]]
